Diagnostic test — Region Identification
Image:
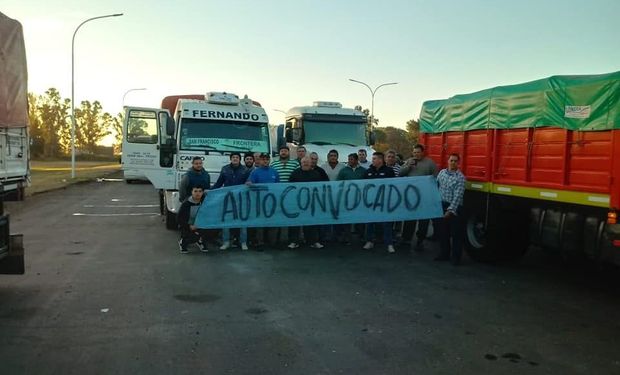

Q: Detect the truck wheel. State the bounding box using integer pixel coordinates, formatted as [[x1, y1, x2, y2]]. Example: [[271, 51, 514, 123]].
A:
[[465, 211, 498, 262], [165, 209, 178, 230], [465, 202, 528, 263]]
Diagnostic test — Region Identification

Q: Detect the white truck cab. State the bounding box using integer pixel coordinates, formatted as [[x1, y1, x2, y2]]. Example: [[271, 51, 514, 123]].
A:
[[122, 92, 270, 229], [278, 101, 375, 164]]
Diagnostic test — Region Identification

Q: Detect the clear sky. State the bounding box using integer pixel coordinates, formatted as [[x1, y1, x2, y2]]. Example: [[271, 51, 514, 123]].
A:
[[4, 0, 620, 132]]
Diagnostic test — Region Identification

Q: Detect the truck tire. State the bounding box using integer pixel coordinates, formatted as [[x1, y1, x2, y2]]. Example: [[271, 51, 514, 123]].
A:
[[465, 197, 529, 263], [165, 209, 178, 230]]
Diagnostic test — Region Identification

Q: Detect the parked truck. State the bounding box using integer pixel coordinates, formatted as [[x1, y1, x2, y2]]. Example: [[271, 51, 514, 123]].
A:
[[121, 92, 270, 229], [420, 71, 620, 265], [276, 101, 375, 163], [0, 12, 28, 273]]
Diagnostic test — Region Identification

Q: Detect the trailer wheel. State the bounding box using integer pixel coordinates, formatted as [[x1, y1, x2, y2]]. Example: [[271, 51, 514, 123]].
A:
[[465, 211, 498, 262], [465, 201, 529, 263]]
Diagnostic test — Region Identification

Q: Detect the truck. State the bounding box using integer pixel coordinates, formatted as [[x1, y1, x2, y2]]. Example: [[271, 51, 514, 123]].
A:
[[419, 71, 620, 265], [277, 101, 375, 163], [0, 12, 28, 274], [121, 92, 270, 229]]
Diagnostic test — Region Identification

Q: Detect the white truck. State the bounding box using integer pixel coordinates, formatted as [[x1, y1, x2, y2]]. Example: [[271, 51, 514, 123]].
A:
[[0, 12, 28, 273], [277, 101, 375, 163], [121, 92, 270, 229]]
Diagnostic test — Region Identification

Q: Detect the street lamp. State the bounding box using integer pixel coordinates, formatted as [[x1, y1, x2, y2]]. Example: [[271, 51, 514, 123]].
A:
[[71, 13, 123, 179], [348, 79, 398, 129], [122, 88, 147, 107]]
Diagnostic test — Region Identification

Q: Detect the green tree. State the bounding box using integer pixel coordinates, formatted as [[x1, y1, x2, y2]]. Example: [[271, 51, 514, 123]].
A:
[[27, 92, 45, 157], [38, 88, 70, 157], [406, 118, 420, 144], [110, 112, 124, 154], [373, 126, 411, 155], [74, 100, 111, 154]]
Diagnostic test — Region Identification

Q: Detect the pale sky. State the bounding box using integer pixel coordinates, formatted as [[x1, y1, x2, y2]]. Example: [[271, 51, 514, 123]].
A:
[[4, 0, 620, 131]]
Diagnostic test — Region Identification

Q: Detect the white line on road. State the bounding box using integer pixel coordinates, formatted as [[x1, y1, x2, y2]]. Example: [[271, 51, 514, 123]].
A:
[[83, 204, 159, 208], [72, 213, 160, 217]]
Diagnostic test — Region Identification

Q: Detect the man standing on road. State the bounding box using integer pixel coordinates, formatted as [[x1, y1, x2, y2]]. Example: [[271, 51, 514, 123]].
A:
[[399, 144, 438, 251], [248, 153, 280, 248], [358, 149, 371, 168], [244, 153, 255, 170], [362, 152, 397, 253], [295, 146, 307, 164], [321, 149, 345, 181], [179, 157, 210, 202], [287, 156, 325, 250], [271, 145, 297, 183], [336, 153, 367, 244], [178, 186, 209, 254], [213, 152, 250, 251], [435, 153, 466, 265], [385, 150, 401, 176], [309, 152, 330, 181]]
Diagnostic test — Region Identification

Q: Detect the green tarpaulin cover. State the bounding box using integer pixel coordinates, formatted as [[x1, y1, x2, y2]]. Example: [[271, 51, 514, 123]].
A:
[[420, 71, 620, 133]]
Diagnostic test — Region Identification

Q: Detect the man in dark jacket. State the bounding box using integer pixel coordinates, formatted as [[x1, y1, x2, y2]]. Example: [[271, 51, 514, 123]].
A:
[[179, 157, 210, 202], [287, 156, 325, 250], [178, 186, 208, 254], [213, 152, 250, 250], [362, 152, 397, 253]]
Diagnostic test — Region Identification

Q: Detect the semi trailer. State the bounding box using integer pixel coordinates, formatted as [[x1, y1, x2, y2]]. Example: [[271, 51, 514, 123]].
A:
[[420, 71, 620, 265]]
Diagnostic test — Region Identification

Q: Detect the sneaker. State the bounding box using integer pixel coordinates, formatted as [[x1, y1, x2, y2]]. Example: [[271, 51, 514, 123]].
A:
[[310, 242, 324, 249], [219, 241, 230, 250], [387, 245, 396, 253], [362, 241, 374, 250], [287, 242, 299, 249], [241, 243, 249, 251], [197, 240, 208, 253], [179, 239, 188, 254]]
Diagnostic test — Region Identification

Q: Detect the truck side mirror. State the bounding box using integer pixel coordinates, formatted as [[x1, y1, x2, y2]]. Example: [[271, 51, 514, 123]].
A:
[[166, 115, 176, 136], [285, 128, 293, 143], [369, 131, 376, 145]]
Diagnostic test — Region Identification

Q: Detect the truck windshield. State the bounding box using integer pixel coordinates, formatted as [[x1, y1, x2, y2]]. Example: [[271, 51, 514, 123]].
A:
[[180, 119, 270, 153], [303, 120, 367, 146]]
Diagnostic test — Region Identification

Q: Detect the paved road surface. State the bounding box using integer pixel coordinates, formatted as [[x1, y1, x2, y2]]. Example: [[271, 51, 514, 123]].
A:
[[1, 178, 619, 374]]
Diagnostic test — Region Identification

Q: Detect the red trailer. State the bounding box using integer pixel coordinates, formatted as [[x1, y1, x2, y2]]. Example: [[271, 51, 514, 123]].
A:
[[420, 71, 620, 264]]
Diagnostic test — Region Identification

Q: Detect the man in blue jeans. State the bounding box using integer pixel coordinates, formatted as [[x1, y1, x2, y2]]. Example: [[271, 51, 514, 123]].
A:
[[435, 153, 466, 265], [362, 152, 396, 253], [213, 152, 250, 250]]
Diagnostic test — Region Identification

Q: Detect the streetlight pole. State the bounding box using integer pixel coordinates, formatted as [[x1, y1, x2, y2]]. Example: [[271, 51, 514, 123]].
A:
[[348, 79, 398, 129], [71, 13, 123, 179], [122, 88, 147, 107]]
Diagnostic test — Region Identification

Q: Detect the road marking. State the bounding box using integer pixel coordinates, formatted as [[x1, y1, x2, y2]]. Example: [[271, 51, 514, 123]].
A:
[[96, 178, 124, 182], [111, 199, 123, 202], [83, 204, 159, 208], [73, 212, 160, 217]]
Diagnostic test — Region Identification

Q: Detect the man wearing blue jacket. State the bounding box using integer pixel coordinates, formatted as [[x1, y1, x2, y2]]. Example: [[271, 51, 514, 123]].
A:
[[179, 157, 210, 202], [213, 152, 250, 250]]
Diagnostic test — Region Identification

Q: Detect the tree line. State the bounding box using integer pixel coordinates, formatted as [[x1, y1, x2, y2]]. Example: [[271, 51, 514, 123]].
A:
[[356, 106, 421, 158], [26, 88, 421, 159], [27, 88, 123, 158]]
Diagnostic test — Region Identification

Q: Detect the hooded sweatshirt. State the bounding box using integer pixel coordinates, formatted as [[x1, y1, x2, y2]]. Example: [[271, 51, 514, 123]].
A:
[[179, 168, 211, 202], [177, 196, 203, 233]]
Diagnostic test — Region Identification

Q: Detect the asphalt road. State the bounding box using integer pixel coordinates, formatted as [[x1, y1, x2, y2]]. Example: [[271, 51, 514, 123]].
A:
[[1, 178, 619, 374]]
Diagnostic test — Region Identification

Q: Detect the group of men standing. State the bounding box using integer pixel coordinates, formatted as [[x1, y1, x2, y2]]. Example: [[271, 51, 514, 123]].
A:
[[176, 144, 466, 265]]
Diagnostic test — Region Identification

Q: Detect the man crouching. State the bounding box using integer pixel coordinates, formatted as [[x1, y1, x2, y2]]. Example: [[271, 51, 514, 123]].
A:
[[178, 185, 208, 254]]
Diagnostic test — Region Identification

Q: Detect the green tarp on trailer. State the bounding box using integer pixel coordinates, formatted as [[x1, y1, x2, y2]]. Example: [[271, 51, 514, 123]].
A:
[[420, 71, 620, 133]]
